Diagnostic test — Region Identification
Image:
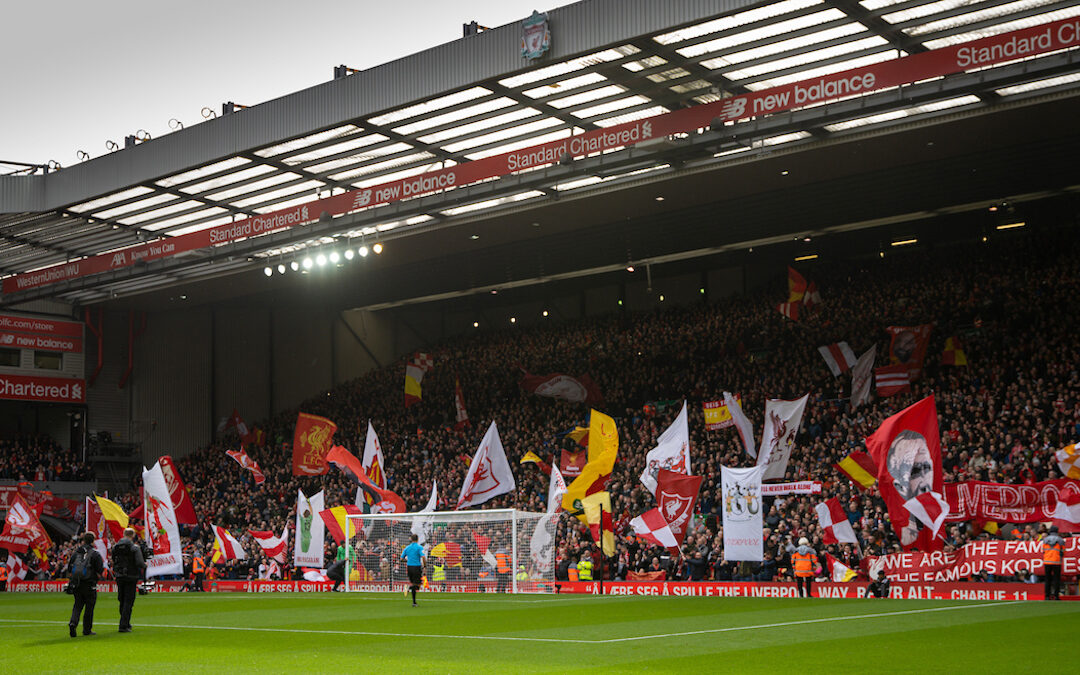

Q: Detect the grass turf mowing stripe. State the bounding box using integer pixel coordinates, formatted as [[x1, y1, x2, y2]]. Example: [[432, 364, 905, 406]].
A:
[[0, 600, 1019, 644]]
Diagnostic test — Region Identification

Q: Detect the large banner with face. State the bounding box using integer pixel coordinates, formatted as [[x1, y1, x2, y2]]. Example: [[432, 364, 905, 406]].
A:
[[865, 395, 943, 551], [142, 461, 183, 577], [721, 465, 765, 561]]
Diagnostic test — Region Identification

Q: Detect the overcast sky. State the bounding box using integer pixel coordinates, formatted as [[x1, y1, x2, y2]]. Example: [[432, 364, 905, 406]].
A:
[[0, 0, 576, 168]]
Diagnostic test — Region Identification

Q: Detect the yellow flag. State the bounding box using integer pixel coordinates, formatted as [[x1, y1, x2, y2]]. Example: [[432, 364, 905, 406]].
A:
[[562, 410, 618, 520], [211, 539, 223, 565], [582, 491, 616, 556], [519, 451, 542, 465]]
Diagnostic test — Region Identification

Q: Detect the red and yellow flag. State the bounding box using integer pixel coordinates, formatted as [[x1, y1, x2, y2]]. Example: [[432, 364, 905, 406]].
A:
[[562, 410, 618, 522], [834, 451, 877, 491], [319, 505, 363, 544], [292, 412, 336, 476]]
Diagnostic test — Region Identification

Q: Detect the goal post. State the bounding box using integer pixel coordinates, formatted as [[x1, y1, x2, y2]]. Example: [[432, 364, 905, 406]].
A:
[[343, 509, 558, 594]]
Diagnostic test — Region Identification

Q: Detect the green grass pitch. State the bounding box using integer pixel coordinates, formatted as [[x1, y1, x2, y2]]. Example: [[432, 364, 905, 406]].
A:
[[1, 592, 1074, 673]]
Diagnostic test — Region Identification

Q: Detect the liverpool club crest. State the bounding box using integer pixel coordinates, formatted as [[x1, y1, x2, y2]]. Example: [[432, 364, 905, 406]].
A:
[[521, 11, 551, 60]]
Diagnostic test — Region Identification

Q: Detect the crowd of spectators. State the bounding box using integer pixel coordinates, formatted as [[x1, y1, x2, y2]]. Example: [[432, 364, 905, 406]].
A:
[[9, 225, 1079, 586], [0, 435, 94, 482]]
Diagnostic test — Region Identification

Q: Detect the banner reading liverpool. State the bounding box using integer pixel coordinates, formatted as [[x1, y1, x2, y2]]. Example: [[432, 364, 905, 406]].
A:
[[292, 412, 337, 476], [142, 461, 183, 577], [945, 479, 1080, 524], [721, 465, 765, 561], [640, 401, 691, 496], [757, 394, 809, 480], [865, 395, 943, 551], [294, 489, 325, 568], [158, 455, 198, 525]]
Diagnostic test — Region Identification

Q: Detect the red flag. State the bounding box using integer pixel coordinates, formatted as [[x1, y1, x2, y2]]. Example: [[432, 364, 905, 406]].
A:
[[319, 504, 363, 544], [326, 445, 406, 513], [815, 498, 858, 545], [787, 266, 808, 302], [874, 364, 911, 397], [519, 372, 603, 406], [834, 451, 878, 491], [630, 508, 680, 553], [0, 493, 52, 555], [559, 449, 586, 477], [212, 525, 246, 561], [655, 469, 702, 546], [248, 527, 288, 563], [226, 447, 266, 485], [158, 455, 198, 525], [865, 395, 943, 551], [887, 324, 932, 380], [454, 378, 470, 431], [219, 408, 254, 444], [292, 412, 337, 476]]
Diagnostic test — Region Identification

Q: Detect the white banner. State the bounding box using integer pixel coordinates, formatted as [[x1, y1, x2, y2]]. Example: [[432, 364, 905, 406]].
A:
[[640, 401, 691, 496], [294, 489, 325, 568], [724, 391, 756, 459], [721, 465, 766, 562], [142, 461, 183, 578], [851, 346, 876, 409], [530, 512, 557, 573], [457, 421, 516, 509], [757, 394, 809, 480], [411, 481, 438, 544]]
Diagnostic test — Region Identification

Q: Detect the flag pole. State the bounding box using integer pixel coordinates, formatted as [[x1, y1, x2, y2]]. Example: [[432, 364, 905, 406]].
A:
[[598, 503, 604, 596]]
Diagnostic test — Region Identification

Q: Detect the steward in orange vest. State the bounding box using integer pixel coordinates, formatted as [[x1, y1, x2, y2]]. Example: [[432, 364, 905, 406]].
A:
[[1042, 526, 1065, 601], [789, 537, 817, 598]]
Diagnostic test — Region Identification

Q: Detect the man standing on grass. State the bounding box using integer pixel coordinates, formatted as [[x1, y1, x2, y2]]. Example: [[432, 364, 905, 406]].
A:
[[401, 534, 425, 607], [112, 527, 146, 633], [1041, 525, 1065, 600], [68, 532, 104, 637]]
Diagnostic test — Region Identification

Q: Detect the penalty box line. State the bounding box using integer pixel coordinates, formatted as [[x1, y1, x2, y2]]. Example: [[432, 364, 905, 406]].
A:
[[0, 602, 1018, 645]]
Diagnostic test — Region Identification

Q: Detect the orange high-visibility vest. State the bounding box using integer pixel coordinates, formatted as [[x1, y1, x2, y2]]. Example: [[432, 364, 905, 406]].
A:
[[193, 556, 205, 574], [568, 566, 579, 581], [0, 565, 8, 582], [792, 551, 815, 577], [1043, 540, 1064, 565], [496, 552, 510, 573]]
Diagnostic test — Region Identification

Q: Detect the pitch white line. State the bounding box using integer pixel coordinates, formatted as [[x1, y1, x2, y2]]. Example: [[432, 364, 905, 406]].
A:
[[0, 602, 1027, 645], [599, 602, 1016, 643]]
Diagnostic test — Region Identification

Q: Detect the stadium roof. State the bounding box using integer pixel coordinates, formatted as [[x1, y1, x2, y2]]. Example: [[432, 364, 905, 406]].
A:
[[1, 0, 1079, 309]]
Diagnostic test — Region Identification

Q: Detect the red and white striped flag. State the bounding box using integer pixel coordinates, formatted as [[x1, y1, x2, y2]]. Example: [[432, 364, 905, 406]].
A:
[[212, 525, 246, 561], [817, 342, 856, 377], [226, 447, 266, 485], [1051, 484, 1080, 533], [267, 559, 281, 579], [903, 492, 949, 538], [777, 302, 800, 321], [875, 364, 911, 397], [248, 526, 288, 563], [630, 508, 680, 553], [815, 498, 858, 545], [826, 553, 858, 582]]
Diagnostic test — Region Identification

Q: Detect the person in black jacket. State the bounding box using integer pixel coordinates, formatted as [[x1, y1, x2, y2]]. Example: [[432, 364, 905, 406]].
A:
[[111, 528, 146, 633], [68, 532, 105, 637]]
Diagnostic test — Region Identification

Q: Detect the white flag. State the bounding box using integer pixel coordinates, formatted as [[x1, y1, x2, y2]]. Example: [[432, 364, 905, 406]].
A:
[[724, 391, 756, 459], [294, 489, 325, 567], [757, 394, 809, 480], [547, 463, 568, 514], [639, 401, 691, 496], [456, 421, 516, 509], [142, 461, 183, 577], [721, 465, 766, 561], [851, 346, 876, 409], [411, 481, 438, 544], [361, 421, 386, 488], [212, 525, 246, 561]]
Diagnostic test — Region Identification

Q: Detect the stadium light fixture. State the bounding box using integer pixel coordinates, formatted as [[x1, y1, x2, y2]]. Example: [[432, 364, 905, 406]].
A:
[[510, 317, 516, 324], [329, 251, 340, 264], [626, 265, 635, 272], [358, 245, 369, 257], [316, 254, 327, 266], [542, 310, 549, 317], [277, 264, 286, 275], [996, 222, 1025, 230], [659, 294, 665, 302], [655, 196, 665, 201], [263, 266, 273, 277], [291, 261, 300, 272], [303, 257, 313, 269], [344, 249, 354, 260], [891, 238, 917, 247], [794, 254, 818, 261], [473, 321, 479, 328], [373, 242, 384, 254]]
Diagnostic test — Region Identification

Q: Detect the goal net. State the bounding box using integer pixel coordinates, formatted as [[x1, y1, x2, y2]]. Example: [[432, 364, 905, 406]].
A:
[[343, 509, 557, 594]]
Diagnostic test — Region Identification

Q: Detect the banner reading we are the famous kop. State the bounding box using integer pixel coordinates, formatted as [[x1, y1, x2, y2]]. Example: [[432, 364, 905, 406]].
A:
[[867, 538, 1080, 583], [946, 479, 1079, 523], [7, 17, 1080, 296]]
